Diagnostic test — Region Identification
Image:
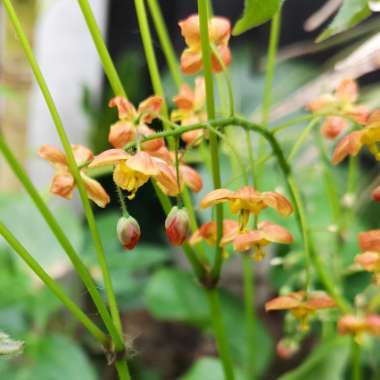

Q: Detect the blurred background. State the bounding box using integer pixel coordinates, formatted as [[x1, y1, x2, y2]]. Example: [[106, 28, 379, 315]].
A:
[[1, 1, 380, 379]]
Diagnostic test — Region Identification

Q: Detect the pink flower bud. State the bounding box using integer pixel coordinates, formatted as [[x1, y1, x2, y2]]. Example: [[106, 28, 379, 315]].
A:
[[117, 216, 141, 250], [165, 206, 191, 246]]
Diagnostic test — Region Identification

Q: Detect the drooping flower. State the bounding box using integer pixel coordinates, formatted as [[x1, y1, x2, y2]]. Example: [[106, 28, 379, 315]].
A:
[[178, 14, 231, 75], [338, 314, 380, 341], [165, 206, 191, 246], [38, 144, 110, 207], [332, 110, 380, 164], [108, 95, 164, 151], [89, 149, 159, 199], [200, 186, 293, 217], [117, 215, 141, 250], [307, 79, 368, 140], [265, 291, 336, 331], [355, 230, 380, 283], [171, 77, 207, 145], [231, 221, 293, 261]]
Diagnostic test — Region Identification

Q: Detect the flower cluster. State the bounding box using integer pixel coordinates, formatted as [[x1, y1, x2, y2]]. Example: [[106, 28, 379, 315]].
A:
[[307, 79, 368, 140], [191, 186, 294, 261], [338, 314, 380, 341]]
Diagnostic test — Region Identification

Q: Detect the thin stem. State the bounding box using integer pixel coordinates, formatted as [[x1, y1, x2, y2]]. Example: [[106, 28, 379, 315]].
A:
[[262, 10, 281, 127], [351, 339, 362, 380], [2, 0, 124, 344], [146, 0, 182, 89], [198, 0, 224, 281], [246, 130, 257, 187], [206, 289, 236, 380], [115, 361, 132, 380], [0, 223, 109, 347], [77, 0, 126, 97], [0, 135, 122, 346], [242, 256, 256, 380]]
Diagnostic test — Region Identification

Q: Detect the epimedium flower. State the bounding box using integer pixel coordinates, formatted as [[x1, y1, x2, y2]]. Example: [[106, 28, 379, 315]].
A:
[[332, 110, 380, 164], [117, 215, 141, 250], [355, 229, 380, 283], [171, 77, 207, 145], [338, 314, 380, 342], [38, 144, 110, 208], [307, 79, 368, 140], [165, 206, 191, 246], [89, 149, 159, 199], [200, 186, 293, 231], [230, 221, 293, 261], [108, 95, 164, 152], [178, 14, 232, 75], [265, 291, 336, 331]]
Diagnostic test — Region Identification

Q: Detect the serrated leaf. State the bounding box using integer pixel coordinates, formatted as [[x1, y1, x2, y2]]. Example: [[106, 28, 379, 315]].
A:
[[317, 0, 371, 42], [233, 0, 281, 35], [0, 332, 23, 356]]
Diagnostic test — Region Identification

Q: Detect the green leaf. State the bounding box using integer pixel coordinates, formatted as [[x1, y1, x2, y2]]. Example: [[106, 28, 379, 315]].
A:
[[0, 332, 23, 356], [0, 335, 97, 380], [233, 0, 281, 35], [181, 357, 244, 380], [317, 0, 371, 42], [278, 337, 350, 380]]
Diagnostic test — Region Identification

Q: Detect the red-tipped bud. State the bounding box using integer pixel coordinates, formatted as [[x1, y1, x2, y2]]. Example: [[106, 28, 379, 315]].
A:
[[372, 186, 380, 202], [276, 339, 299, 359], [165, 206, 191, 246], [117, 216, 141, 250]]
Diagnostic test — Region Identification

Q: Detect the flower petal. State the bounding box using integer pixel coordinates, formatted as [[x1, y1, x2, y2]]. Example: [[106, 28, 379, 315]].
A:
[[320, 117, 348, 140], [72, 145, 94, 166], [178, 14, 200, 49], [332, 131, 363, 165], [173, 84, 195, 109], [127, 151, 160, 176], [200, 188, 234, 208], [180, 49, 203, 75], [38, 144, 67, 166], [265, 293, 304, 311], [209, 16, 231, 45], [358, 230, 380, 252], [108, 121, 137, 148], [233, 230, 262, 252], [138, 124, 165, 152], [138, 96, 163, 124], [81, 172, 110, 208], [258, 221, 294, 244], [335, 79, 358, 103], [261, 191, 293, 216], [180, 164, 203, 193], [153, 159, 180, 196], [355, 251, 380, 272], [89, 149, 130, 168], [109, 96, 136, 120], [211, 45, 232, 72], [306, 292, 336, 310], [50, 172, 74, 199]]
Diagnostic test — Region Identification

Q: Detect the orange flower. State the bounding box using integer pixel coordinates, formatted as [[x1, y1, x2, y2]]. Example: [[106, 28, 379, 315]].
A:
[[320, 116, 348, 140], [108, 95, 164, 152], [171, 77, 207, 145], [266, 291, 336, 331], [332, 110, 380, 164], [356, 230, 380, 283], [179, 14, 231, 75], [89, 149, 159, 199], [189, 219, 239, 246], [231, 221, 293, 261], [338, 314, 380, 340], [38, 144, 110, 208], [200, 186, 293, 217]]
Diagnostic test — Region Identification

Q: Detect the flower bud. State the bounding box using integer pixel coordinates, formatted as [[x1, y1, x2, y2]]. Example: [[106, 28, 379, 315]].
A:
[[117, 216, 141, 250], [372, 185, 380, 202], [276, 338, 299, 359], [165, 206, 191, 246]]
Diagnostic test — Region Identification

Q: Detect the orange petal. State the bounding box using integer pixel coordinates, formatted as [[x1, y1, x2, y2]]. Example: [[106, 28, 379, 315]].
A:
[[372, 186, 380, 202], [180, 49, 203, 75], [38, 144, 67, 166], [178, 14, 200, 48], [89, 149, 130, 168], [305, 291, 336, 310], [366, 315, 380, 335], [200, 188, 234, 209], [108, 121, 137, 148], [306, 94, 335, 112], [220, 220, 239, 245], [355, 251, 380, 272], [265, 293, 304, 311], [180, 164, 203, 193], [331, 131, 363, 165], [72, 145, 94, 166], [258, 221, 294, 244], [211, 45, 232, 72], [335, 79, 358, 103], [181, 129, 204, 145], [138, 124, 165, 152], [149, 146, 174, 163], [320, 117, 348, 140], [367, 109, 380, 127], [233, 230, 262, 252], [189, 221, 217, 245], [209, 17, 231, 45], [173, 84, 195, 110], [262, 191, 293, 216], [138, 96, 163, 124], [153, 159, 180, 196], [109, 96, 136, 120], [50, 172, 74, 199], [194, 77, 206, 109], [358, 230, 380, 252], [349, 105, 369, 125], [126, 151, 159, 176], [338, 314, 365, 335], [81, 172, 110, 208]]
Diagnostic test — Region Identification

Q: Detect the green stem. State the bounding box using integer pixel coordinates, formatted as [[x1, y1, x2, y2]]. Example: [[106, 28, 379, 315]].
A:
[[198, 0, 224, 281], [0, 135, 122, 347], [242, 256, 256, 380], [115, 360, 132, 380], [2, 0, 124, 345], [77, 0, 126, 97], [0, 223, 109, 347], [146, 0, 182, 89], [206, 289, 236, 380], [116, 185, 128, 216], [351, 340, 362, 380]]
